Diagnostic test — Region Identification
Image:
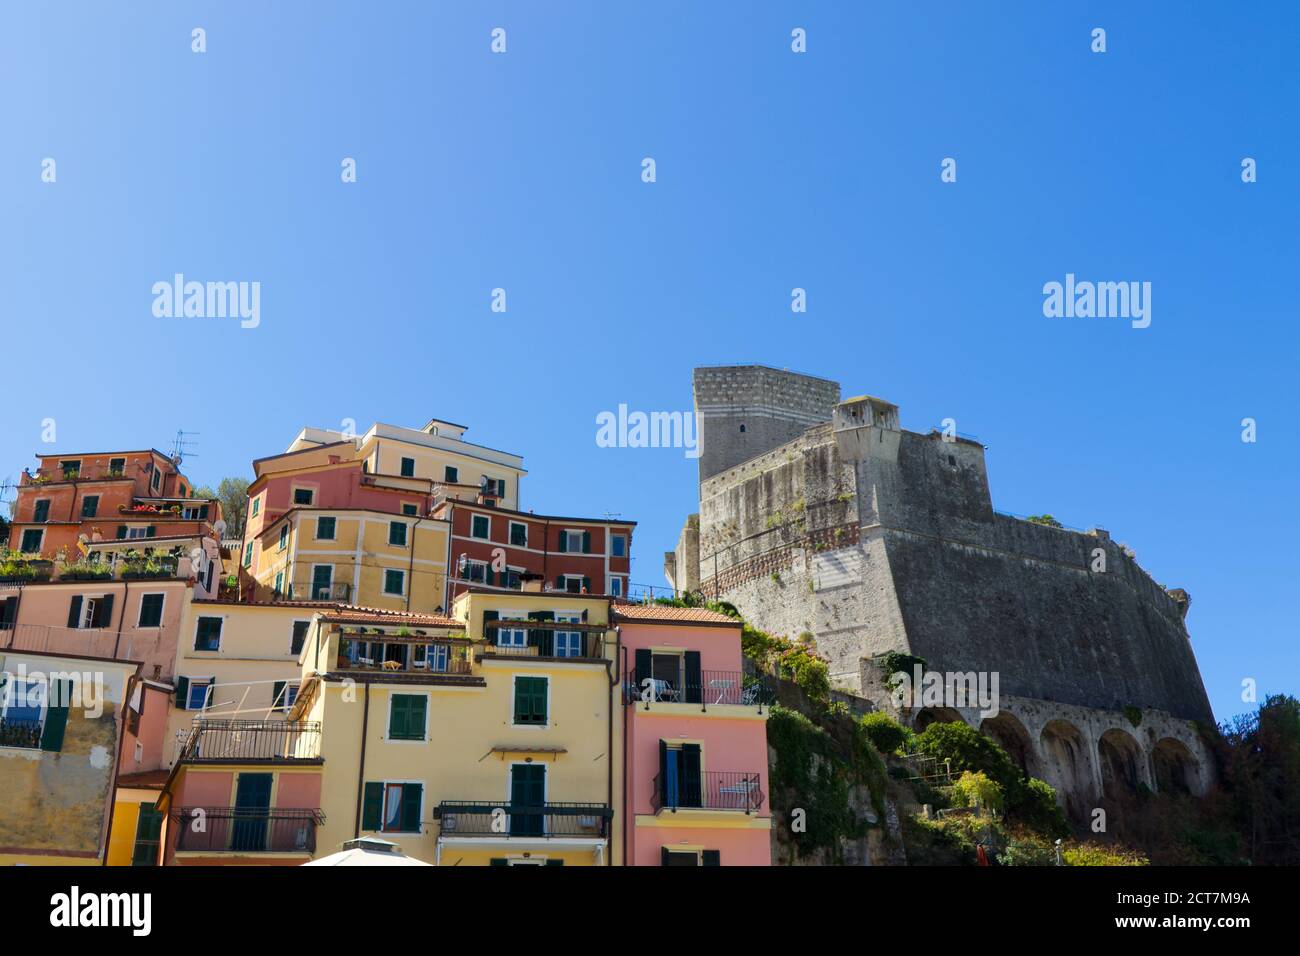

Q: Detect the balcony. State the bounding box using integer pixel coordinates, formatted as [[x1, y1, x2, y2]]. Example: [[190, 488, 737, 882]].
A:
[[178, 719, 322, 763], [624, 669, 774, 709], [481, 622, 607, 662], [308, 582, 352, 602], [435, 801, 612, 838], [0, 555, 53, 583], [336, 634, 473, 676], [172, 807, 325, 854], [0, 716, 42, 749], [651, 771, 765, 814]]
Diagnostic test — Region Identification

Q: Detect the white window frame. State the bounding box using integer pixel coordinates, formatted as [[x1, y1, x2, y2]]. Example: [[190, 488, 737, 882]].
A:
[[289, 618, 312, 655], [384, 691, 430, 743], [20, 528, 44, 553], [383, 568, 406, 596], [560, 574, 584, 594], [136, 592, 166, 628], [310, 564, 334, 601], [508, 521, 528, 547], [186, 677, 214, 711], [563, 530, 584, 553], [608, 576, 623, 598], [193, 615, 224, 652], [510, 676, 551, 729], [388, 520, 408, 547], [496, 611, 528, 648], [464, 560, 488, 584], [315, 516, 336, 541], [291, 485, 315, 507], [554, 612, 583, 658], [377, 780, 424, 834], [611, 534, 627, 558], [470, 514, 491, 540]]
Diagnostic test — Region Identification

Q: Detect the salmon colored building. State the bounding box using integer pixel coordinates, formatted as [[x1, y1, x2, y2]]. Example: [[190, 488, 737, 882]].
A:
[[9, 449, 221, 560], [613, 604, 774, 866]]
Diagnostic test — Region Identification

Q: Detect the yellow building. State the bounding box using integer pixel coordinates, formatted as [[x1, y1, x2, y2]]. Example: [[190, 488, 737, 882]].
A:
[[293, 588, 622, 865], [250, 508, 450, 613]]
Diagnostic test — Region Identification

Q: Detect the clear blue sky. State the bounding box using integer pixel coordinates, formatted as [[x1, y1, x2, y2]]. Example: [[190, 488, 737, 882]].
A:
[[3, 3, 1296, 724]]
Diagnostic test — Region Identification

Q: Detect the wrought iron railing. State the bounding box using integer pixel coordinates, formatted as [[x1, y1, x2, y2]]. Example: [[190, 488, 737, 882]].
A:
[[480, 628, 606, 660], [651, 771, 765, 813], [172, 807, 325, 853], [179, 719, 322, 762], [435, 801, 612, 838], [624, 669, 773, 707], [0, 717, 42, 749]]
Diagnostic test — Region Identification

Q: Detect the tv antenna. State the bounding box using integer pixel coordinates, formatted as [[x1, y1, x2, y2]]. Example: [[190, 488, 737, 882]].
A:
[[171, 429, 199, 465]]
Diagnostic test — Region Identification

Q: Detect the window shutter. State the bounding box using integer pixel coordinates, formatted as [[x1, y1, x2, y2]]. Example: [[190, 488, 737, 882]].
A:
[[545, 859, 564, 866], [67, 595, 83, 628], [490, 858, 508, 866], [556, 575, 566, 590], [362, 782, 383, 831], [95, 594, 115, 629], [582, 576, 591, 594], [513, 679, 528, 721], [702, 850, 721, 866], [175, 676, 190, 710], [484, 567, 494, 587], [400, 784, 422, 832], [482, 610, 498, 638], [658, 738, 668, 800], [389, 696, 408, 738], [199, 505, 209, 520], [39, 680, 72, 752], [557, 532, 566, 553], [684, 651, 702, 704], [116, 525, 127, 539], [273, 681, 286, 711], [582, 531, 591, 554], [146, 526, 156, 538], [681, 744, 703, 807], [410, 695, 427, 737], [661, 847, 671, 867], [635, 649, 652, 692]]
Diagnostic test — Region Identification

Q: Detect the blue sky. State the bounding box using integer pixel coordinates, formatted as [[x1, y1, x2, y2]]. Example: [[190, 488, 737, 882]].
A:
[[2, 2, 1296, 723]]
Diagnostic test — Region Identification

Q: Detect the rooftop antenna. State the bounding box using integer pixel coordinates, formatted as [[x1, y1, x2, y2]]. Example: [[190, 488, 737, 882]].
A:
[[171, 429, 199, 466]]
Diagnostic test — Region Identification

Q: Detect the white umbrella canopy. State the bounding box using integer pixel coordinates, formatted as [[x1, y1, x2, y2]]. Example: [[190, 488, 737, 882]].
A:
[[302, 836, 433, 866]]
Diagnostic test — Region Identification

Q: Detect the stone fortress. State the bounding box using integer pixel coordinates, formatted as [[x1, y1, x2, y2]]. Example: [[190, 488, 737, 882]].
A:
[[665, 365, 1216, 820]]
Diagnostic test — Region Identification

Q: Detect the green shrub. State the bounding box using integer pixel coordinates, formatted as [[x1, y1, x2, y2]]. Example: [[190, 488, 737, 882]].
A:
[[1018, 777, 1070, 839], [859, 712, 910, 755], [951, 770, 1004, 813], [1063, 842, 1149, 866]]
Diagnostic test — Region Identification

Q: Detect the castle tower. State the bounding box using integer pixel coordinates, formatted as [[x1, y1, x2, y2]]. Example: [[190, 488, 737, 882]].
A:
[[692, 365, 841, 483]]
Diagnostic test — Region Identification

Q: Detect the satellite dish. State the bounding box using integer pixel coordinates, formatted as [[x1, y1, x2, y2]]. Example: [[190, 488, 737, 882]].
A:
[[213, 518, 227, 537]]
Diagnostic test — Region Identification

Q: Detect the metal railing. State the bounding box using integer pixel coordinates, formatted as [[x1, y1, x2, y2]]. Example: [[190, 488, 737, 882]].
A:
[[0, 717, 42, 749], [651, 771, 765, 813], [435, 801, 612, 838], [624, 669, 774, 707], [1, 624, 174, 678], [311, 582, 352, 602], [336, 639, 472, 674], [173, 807, 325, 854], [480, 629, 607, 661], [179, 719, 322, 762]]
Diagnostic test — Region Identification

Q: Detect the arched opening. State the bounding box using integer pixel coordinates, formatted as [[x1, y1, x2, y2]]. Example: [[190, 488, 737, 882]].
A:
[[1039, 719, 1092, 822], [1152, 738, 1201, 796], [1097, 729, 1144, 800], [981, 712, 1036, 778], [914, 707, 964, 732]]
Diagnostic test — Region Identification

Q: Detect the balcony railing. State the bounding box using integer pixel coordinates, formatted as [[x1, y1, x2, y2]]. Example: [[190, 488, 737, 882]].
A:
[[179, 719, 322, 763], [336, 637, 472, 675], [651, 771, 765, 813], [481, 624, 607, 661], [624, 669, 774, 708], [435, 801, 612, 838], [1, 624, 175, 679], [0, 717, 42, 749], [173, 807, 325, 854], [309, 582, 352, 602]]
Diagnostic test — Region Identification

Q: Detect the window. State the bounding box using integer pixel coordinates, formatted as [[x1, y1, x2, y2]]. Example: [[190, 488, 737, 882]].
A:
[[33, 500, 50, 523], [293, 487, 314, 506], [60, 460, 81, 478], [554, 614, 583, 658], [272, 681, 299, 712], [194, 616, 223, 651], [388, 521, 408, 547], [362, 781, 422, 833], [560, 530, 590, 554], [178, 484, 186, 498], [505, 567, 523, 590], [509, 522, 527, 547], [68, 594, 113, 630], [496, 616, 528, 648], [513, 676, 548, 725], [138, 594, 165, 628], [608, 577, 623, 598], [290, 620, 310, 654], [491, 478, 507, 497], [251, 496, 260, 517], [311, 565, 333, 600], [443, 465, 458, 484], [278, 525, 288, 551], [611, 534, 626, 558], [316, 516, 336, 540], [460, 559, 487, 584], [109, 457, 126, 475], [559, 574, 588, 594], [125, 526, 150, 540], [20, 529, 43, 553], [81, 495, 99, 518], [402, 503, 418, 516], [151, 468, 160, 492], [388, 694, 428, 740], [176, 677, 213, 711], [471, 514, 490, 539], [400, 457, 415, 478], [274, 572, 284, 595], [383, 569, 405, 595], [659, 742, 703, 809], [243, 542, 253, 567]]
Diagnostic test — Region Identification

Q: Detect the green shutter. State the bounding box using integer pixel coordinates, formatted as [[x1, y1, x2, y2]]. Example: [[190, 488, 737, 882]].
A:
[[557, 532, 567, 553], [684, 651, 702, 704], [484, 567, 494, 587], [362, 782, 383, 831], [175, 676, 190, 709], [582, 576, 591, 594], [482, 610, 498, 637], [513, 679, 528, 722], [145, 526, 156, 538], [40, 680, 72, 752], [116, 526, 127, 539], [490, 858, 508, 866], [400, 784, 422, 832], [410, 695, 427, 737], [273, 681, 286, 711], [96, 594, 115, 628], [582, 531, 591, 553], [702, 850, 721, 866], [67, 595, 83, 628]]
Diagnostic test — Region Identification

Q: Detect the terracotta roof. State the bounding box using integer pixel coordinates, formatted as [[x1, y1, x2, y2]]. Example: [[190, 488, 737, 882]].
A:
[[320, 606, 462, 628], [611, 604, 741, 626]]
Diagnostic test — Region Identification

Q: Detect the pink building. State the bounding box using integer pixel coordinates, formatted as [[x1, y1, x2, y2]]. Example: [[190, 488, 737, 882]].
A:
[[613, 604, 773, 866]]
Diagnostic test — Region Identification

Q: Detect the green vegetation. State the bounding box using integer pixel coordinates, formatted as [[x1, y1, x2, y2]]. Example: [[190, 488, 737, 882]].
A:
[[860, 712, 911, 755], [951, 771, 1004, 813], [1026, 514, 1063, 528]]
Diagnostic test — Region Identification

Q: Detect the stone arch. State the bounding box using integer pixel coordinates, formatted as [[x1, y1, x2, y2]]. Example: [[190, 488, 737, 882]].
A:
[[1151, 737, 1202, 796], [1038, 719, 1092, 822], [1097, 728, 1144, 799], [980, 712, 1036, 778], [913, 707, 965, 732]]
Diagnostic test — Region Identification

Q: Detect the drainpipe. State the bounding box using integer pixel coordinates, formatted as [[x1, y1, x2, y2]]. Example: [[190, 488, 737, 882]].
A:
[[405, 515, 426, 612], [111, 579, 130, 659], [619, 633, 629, 866], [607, 623, 620, 866], [353, 682, 372, 837]]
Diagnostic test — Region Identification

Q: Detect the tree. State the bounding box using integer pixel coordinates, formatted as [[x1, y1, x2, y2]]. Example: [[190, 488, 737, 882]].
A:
[[194, 477, 250, 539]]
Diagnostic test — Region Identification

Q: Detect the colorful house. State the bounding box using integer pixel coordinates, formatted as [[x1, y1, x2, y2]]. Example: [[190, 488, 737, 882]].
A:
[[9, 450, 222, 560], [613, 604, 773, 866]]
